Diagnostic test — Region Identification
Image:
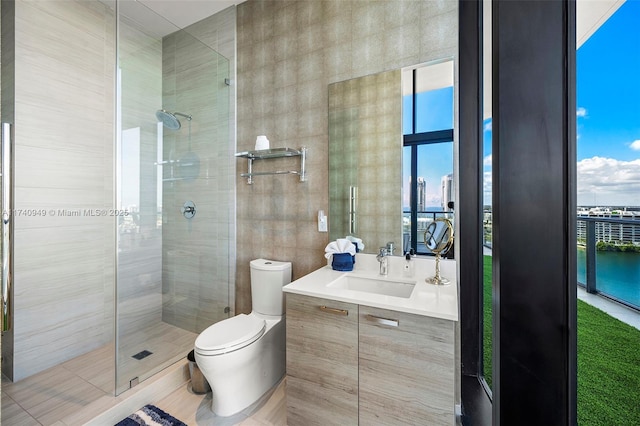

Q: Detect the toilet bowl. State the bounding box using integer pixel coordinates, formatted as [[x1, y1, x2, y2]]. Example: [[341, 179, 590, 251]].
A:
[[194, 259, 291, 417]]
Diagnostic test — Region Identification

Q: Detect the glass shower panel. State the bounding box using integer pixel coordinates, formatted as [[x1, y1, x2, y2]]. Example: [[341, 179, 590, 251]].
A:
[[116, 2, 231, 395]]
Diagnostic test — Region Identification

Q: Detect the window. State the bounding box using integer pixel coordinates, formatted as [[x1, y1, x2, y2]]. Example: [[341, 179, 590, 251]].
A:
[[402, 61, 454, 255]]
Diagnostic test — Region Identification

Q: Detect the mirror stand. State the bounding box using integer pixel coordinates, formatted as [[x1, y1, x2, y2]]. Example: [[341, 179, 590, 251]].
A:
[[425, 252, 450, 285]]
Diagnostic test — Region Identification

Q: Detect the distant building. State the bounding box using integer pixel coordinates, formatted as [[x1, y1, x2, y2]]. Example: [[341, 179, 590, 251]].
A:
[[441, 174, 454, 212], [577, 207, 640, 245], [417, 177, 426, 212]]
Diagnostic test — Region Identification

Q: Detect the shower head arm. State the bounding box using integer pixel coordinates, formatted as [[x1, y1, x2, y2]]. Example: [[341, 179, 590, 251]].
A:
[[173, 112, 192, 121]]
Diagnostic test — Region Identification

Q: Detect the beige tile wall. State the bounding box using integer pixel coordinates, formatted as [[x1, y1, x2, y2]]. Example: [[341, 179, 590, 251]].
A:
[[6, 0, 115, 381], [236, 0, 457, 314]]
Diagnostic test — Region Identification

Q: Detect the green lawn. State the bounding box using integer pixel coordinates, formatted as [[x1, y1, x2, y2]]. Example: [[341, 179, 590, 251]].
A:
[[482, 255, 640, 425], [482, 255, 492, 389]]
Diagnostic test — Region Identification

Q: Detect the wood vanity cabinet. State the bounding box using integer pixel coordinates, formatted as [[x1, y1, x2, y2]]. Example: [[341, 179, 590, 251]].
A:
[[286, 293, 455, 426], [359, 305, 455, 425], [286, 293, 359, 426]]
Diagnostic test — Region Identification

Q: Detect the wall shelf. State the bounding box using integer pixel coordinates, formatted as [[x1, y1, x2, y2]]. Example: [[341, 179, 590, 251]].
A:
[[235, 147, 307, 184]]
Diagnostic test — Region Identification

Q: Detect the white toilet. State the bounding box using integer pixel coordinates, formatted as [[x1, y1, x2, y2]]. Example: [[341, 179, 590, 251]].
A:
[[194, 258, 292, 417]]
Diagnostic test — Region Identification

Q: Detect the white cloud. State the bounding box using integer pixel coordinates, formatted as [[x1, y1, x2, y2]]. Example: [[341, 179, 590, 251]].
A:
[[483, 171, 492, 192], [576, 107, 587, 118], [577, 156, 640, 205], [483, 171, 492, 205], [630, 140, 640, 151], [483, 154, 492, 167], [484, 121, 492, 131]]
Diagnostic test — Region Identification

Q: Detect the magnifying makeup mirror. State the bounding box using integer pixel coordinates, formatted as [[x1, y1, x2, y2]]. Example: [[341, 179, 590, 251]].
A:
[[423, 218, 454, 285]]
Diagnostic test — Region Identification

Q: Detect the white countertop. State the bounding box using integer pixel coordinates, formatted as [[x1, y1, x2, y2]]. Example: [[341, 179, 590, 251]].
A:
[[283, 253, 459, 321]]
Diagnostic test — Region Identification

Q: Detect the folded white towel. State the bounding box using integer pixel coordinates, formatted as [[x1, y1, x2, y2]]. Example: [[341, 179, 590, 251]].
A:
[[345, 235, 365, 251], [324, 238, 356, 259], [325, 241, 339, 253]]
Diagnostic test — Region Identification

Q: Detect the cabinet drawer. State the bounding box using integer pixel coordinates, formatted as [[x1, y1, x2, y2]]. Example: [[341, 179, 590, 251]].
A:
[[358, 305, 455, 425], [286, 293, 359, 426]]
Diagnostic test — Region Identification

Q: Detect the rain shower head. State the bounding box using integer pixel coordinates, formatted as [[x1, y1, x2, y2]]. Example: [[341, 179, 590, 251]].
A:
[[156, 109, 192, 130]]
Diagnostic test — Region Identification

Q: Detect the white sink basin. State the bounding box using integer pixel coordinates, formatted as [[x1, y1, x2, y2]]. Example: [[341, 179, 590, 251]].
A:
[[327, 274, 416, 298]]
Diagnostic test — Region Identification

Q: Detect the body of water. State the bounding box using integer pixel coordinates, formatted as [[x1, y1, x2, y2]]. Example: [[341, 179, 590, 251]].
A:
[[577, 248, 640, 308]]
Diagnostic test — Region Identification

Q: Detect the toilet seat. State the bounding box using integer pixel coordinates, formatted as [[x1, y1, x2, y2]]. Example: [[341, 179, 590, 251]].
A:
[[195, 314, 266, 356]]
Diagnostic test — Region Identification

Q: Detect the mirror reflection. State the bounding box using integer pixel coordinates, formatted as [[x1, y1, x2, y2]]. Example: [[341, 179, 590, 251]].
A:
[[328, 69, 402, 255], [424, 218, 454, 254], [328, 59, 455, 255]]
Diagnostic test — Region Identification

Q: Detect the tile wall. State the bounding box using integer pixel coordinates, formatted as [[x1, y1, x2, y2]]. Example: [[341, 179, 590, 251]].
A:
[[4, 0, 115, 381], [235, 0, 458, 314]]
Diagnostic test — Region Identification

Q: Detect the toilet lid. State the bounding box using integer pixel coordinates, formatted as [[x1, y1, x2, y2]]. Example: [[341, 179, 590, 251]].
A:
[[195, 314, 266, 355]]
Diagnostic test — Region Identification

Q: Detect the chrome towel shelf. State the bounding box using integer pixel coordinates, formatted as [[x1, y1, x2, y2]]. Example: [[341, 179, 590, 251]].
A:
[[235, 147, 307, 184]]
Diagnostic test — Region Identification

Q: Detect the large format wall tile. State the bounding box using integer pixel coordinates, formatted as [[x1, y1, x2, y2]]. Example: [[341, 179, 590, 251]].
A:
[[236, 0, 458, 314], [9, 0, 115, 381]]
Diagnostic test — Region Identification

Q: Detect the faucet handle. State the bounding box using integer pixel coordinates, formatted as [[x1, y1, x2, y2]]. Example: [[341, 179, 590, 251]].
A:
[[386, 242, 395, 255]]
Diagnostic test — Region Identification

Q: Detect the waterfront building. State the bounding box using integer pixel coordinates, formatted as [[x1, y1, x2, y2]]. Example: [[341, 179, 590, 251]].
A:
[[577, 207, 640, 245]]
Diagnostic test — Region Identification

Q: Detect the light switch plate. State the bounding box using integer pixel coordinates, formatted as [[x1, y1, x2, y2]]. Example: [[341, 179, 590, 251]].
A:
[[318, 210, 328, 232]]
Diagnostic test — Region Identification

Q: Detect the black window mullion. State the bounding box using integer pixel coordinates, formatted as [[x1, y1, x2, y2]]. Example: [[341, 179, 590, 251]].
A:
[[410, 144, 418, 254], [404, 129, 454, 145]]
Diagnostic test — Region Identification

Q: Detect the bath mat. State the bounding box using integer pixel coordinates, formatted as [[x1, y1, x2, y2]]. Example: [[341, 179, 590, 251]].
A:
[[114, 404, 187, 426]]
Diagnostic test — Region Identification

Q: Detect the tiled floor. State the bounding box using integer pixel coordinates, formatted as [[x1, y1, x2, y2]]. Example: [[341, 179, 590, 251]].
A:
[[1, 322, 196, 425], [153, 378, 287, 426]]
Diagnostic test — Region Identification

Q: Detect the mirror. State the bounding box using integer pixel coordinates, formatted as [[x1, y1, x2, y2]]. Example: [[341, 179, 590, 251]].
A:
[[424, 218, 454, 285], [328, 59, 455, 255], [328, 69, 402, 255], [424, 218, 454, 254]]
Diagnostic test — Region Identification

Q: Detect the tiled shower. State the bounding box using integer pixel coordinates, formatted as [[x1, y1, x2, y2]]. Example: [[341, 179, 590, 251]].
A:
[[1, 0, 236, 401]]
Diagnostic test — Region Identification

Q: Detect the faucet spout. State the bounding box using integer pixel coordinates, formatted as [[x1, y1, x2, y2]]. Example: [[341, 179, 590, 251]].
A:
[[376, 247, 389, 276]]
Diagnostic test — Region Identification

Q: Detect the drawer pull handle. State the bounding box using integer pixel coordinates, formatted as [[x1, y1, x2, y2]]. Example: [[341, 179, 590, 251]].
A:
[[319, 305, 348, 316], [366, 314, 399, 327]]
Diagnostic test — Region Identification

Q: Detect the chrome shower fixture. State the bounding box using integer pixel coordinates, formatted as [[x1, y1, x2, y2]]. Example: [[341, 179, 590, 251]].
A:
[[155, 109, 192, 130]]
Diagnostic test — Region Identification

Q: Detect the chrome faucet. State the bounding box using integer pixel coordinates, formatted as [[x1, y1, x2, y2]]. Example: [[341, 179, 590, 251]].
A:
[[376, 242, 395, 276], [377, 247, 389, 275]]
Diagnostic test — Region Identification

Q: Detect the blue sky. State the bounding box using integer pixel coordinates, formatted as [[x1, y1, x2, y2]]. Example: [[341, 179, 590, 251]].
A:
[[402, 87, 454, 209], [575, 0, 640, 206], [484, 1, 640, 207]]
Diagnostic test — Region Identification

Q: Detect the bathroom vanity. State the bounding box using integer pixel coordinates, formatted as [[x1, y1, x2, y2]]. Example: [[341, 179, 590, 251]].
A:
[[283, 254, 458, 426]]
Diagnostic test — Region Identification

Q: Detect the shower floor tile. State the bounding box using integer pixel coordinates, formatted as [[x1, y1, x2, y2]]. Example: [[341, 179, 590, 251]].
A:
[[1, 322, 197, 425]]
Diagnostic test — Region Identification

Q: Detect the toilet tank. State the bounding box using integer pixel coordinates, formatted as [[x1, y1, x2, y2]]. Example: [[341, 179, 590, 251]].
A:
[[250, 259, 292, 316]]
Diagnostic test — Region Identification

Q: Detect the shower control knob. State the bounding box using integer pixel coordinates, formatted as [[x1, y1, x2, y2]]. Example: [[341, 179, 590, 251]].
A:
[[182, 201, 196, 219]]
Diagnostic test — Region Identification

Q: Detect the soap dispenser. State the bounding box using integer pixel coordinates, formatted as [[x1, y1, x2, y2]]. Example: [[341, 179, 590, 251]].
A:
[[403, 249, 415, 278]]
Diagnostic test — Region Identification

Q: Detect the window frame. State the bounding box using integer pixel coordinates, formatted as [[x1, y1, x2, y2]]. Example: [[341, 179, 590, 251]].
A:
[[403, 131, 454, 255], [403, 64, 455, 256]]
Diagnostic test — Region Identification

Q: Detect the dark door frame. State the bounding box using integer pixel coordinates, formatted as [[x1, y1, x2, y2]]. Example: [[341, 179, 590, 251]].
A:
[[458, 0, 577, 424]]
